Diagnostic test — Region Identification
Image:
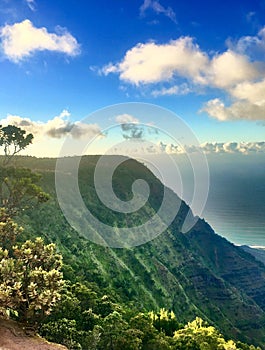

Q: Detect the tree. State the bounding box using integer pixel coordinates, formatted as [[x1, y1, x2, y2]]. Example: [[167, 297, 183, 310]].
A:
[[149, 308, 181, 336], [130, 312, 164, 349], [0, 125, 33, 165], [173, 317, 241, 349], [40, 318, 82, 349], [0, 125, 49, 216], [0, 167, 50, 216], [99, 311, 143, 350], [0, 235, 64, 324]]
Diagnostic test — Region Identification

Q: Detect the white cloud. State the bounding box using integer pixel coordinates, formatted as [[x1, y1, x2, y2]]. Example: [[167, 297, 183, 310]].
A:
[[25, 0, 36, 11], [100, 28, 265, 121], [203, 29, 265, 121], [199, 142, 225, 154], [229, 26, 265, 59], [140, 0, 177, 23], [151, 83, 191, 97], [115, 114, 139, 124], [209, 51, 260, 88], [165, 143, 183, 154], [101, 37, 261, 89], [206, 141, 265, 154], [230, 78, 265, 103], [102, 38, 209, 85], [0, 19, 80, 62], [201, 98, 265, 121], [157, 140, 265, 155], [201, 99, 229, 121], [0, 110, 102, 140], [202, 68, 265, 122]]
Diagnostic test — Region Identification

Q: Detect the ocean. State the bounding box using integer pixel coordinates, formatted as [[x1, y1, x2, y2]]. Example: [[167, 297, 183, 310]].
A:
[[203, 154, 265, 247], [144, 153, 265, 247]]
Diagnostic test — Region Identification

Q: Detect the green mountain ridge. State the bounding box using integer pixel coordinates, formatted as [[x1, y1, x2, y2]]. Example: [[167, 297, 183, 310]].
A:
[[13, 155, 265, 347]]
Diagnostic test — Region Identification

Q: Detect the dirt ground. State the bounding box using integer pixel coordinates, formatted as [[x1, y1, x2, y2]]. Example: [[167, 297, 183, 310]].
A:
[[0, 318, 67, 350]]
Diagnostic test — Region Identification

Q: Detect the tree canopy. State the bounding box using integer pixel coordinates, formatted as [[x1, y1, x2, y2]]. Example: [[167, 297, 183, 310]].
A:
[[0, 125, 33, 165], [0, 125, 49, 216]]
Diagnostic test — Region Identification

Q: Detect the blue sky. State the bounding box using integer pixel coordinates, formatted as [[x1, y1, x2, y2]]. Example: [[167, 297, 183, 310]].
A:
[[0, 0, 265, 156]]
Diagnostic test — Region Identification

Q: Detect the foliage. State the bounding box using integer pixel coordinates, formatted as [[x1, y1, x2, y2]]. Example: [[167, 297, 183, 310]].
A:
[[0, 125, 33, 165], [149, 308, 182, 336], [0, 166, 50, 216], [40, 290, 260, 350], [0, 234, 64, 323], [172, 317, 258, 350], [40, 318, 82, 349], [0, 207, 23, 251], [38, 282, 260, 350]]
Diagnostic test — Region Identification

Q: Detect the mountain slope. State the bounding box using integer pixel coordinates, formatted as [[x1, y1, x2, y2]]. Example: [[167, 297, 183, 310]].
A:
[[14, 155, 265, 347], [241, 245, 265, 266]]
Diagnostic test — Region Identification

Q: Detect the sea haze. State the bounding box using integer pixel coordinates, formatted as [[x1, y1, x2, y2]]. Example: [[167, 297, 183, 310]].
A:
[[143, 153, 265, 247]]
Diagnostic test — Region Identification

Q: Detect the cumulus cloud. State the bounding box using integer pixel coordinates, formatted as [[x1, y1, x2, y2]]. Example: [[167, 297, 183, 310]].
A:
[[101, 27, 265, 121], [108, 139, 265, 157], [204, 141, 265, 154], [201, 62, 265, 121], [156, 141, 265, 155], [115, 114, 139, 124], [0, 19, 80, 62], [102, 38, 209, 85], [201, 97, 265, 121], [229, 26, 265, 60], [101, 38, 262, 89], [140, 0, 177, 23], [165, 143, 183, 153], [209, 51, 260, 88], [0, 110, 102, 140], [201, 77, 265, 121], [230, 78, 265, 103], [156, 141, 199, 154]]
